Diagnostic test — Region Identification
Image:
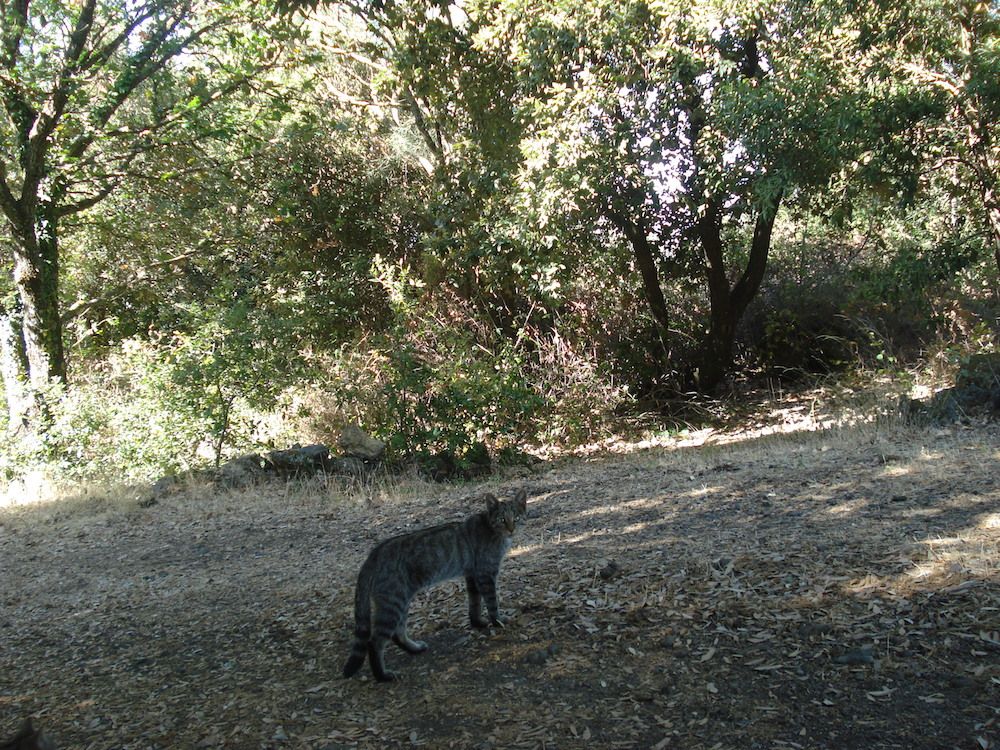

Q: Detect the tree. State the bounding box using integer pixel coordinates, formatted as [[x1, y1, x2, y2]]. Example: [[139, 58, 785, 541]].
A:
[[0, 0, 297, 430], [280, 0, 976, 394], [867, 0, 1000, 282], [476, 0, 880, 392]]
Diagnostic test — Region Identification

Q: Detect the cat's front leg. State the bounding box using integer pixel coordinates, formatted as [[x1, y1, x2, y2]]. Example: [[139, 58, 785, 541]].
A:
[[466, 576, 489, 628], [475, 573, 507, 627]]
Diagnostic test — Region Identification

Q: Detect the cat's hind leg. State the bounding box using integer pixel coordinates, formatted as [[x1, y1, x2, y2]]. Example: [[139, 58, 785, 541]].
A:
[[391, 607, 428, 653], [342, 637, 368, 678], [369, 599, 403, 681], [392, 615, 428, 655], [368, 636, 397, 682]]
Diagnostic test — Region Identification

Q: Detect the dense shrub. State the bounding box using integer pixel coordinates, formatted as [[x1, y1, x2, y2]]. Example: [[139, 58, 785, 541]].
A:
[[0, 301, 304, 482], [296, 261, 633, 461], [740, 207, 998, 380]]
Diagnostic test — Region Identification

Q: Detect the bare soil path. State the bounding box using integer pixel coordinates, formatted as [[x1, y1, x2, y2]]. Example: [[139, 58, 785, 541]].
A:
[[2, 420, 998, 749]]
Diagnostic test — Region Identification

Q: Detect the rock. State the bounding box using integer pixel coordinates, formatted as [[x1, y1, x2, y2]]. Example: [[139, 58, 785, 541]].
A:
[[599, 561, 621, 580], [904, 390, 961, 424], [947, 674, 975, 690], [150, 474, 180, 498], [955, 353, 1000, 393], [833, 648, 875, 666], [463, 441, 492, 479], [423, 450, 458, 482], [421, 443, 493, 482], [216, 454, 267, 488], [524, 649, 548, 665], [496, 446, 543, 467], [326, 456, 369, 477], [264, 444, 335, 476], [338, 425, 385, 460], [523, 643, 559, 666], [798, 622, 833, 639], [1, 718, 54, 750], [148, 440, 378, 497]]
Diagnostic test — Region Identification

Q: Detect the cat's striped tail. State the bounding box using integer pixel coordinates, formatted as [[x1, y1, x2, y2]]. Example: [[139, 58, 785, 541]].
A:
[[342, 554, 375, 678]]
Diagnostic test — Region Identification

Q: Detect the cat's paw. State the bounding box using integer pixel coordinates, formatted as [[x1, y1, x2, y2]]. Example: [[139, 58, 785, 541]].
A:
[[490, 615, 508, 628], [374, 670, 398, 683], [470, 616, 490, 629], [393, 635, 429, 654]]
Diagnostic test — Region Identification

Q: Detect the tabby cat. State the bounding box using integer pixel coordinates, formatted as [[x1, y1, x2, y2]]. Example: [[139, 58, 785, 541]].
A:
[[342, 489, 528, 682]]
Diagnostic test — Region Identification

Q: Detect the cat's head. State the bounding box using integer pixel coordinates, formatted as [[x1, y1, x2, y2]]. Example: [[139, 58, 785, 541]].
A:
[[485, 489, 528, 534]]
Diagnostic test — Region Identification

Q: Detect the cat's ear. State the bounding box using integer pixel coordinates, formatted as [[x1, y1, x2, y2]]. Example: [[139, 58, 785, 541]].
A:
[[484, 493, 499, 512], [512, 489, 528, 513]]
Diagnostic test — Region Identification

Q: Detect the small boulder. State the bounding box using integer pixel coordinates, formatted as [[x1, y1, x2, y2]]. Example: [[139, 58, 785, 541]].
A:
[[338, 425, 385, 461], [833, 648, 875, 666], [900, 354, 1000, 424], [216, 454, 267, 488], [264, 444, 333, 476]]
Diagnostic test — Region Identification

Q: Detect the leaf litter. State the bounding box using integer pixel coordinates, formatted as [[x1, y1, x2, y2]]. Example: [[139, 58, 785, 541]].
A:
[[0, 421, 998, 748]]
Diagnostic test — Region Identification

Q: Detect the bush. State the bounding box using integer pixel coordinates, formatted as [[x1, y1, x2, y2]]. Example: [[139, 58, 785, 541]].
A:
[[284, 256, 636, 464], [312, 288, 545, 462], [741, 207, 997, 380], [0, 300, 306, 483], [0, 342, 207, 483]]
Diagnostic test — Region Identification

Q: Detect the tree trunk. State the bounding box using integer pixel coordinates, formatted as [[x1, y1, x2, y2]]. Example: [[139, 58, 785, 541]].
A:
[[956, 3, 1000, 289], [0, 302, 30, 434], [9, 202, 67, 398], [604, 208, 672, 344], [981, 195, 1000, 290], [694, 192, 782, 393]]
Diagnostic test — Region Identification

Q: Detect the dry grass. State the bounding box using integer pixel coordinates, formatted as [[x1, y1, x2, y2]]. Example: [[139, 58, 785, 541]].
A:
[[1, 404, 998, 749]]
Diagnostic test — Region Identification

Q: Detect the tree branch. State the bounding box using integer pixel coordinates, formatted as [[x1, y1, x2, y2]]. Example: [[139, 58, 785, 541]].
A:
[[0, 159, 21, 226], [1, 0, 37, 164], [603, 205, 672, 338], [0, 0, 29, 70], [63, 14, 229, 163], [732, 188, 783, 314], [22, 0, 98, 199], [55, 67, 261, 219]]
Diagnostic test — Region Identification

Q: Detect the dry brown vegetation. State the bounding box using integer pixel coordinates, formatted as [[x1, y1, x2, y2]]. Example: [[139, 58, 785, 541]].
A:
[[1, 409, 998, 749]]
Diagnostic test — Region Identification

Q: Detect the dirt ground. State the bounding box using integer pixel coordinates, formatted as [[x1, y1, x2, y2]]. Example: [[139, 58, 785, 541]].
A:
[[1, 416, 998, 750]]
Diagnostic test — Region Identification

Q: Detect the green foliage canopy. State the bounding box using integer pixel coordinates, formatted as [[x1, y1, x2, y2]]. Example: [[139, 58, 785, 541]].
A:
[[0, 0, 303, 428]]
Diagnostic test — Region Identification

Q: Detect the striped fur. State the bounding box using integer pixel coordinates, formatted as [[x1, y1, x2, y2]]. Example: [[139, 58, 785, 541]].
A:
[[343, 489, 528, 682]]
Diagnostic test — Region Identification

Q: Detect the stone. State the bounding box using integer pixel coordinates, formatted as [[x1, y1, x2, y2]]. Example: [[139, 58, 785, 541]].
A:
[[327, 456, 369, 477], [216, 454, 266, 488], [264, 444, 333, 476], [833, 648, 875, 666], [338, 425, 385, 460]]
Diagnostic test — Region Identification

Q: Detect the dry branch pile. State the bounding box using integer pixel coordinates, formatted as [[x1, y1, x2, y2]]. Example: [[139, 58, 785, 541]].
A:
[[1, 420, 998, 749]]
